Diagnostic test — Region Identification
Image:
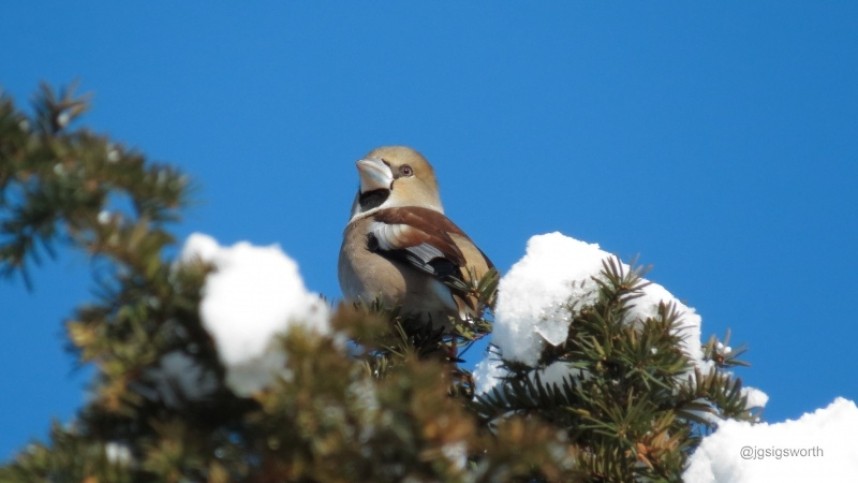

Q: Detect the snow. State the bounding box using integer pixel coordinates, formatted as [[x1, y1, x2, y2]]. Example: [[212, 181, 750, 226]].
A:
[[477, 232, 768, 418], [104, 441, 133, 466], [172, 229, 854, 481], [180, 233, 330, 397], [180, 232, 221, 264], [684, 397, 858, 482], [742, 387, 769, 410], [474, 232, 858, 480], [97, 210, 111, 224], [626, 280, 707, 369], [491, 233, 604, 367], [490, 232, 709, 369], [441, 441, 468, 470], [472, 352, 505, 396], [105, 144, 120, 163], [473, 352, 584, 397], [486, 232, 712, 375]]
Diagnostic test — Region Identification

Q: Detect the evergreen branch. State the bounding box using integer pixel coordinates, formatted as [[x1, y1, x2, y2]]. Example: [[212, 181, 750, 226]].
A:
[[0, 84, 189, 288], [1, 83, 760, 482]]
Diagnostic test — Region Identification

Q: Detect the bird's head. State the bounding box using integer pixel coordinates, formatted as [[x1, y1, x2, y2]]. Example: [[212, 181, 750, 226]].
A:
[[349, 146, 444, 219]]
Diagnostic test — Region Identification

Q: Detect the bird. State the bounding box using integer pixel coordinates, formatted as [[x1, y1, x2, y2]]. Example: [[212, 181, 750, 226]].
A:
[[338, 146, 494, 328]]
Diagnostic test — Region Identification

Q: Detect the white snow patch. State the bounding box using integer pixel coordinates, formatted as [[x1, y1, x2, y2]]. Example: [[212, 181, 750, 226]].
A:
[[685, 397, 858, 482], [473, 351, 506, 396], [625, 281, 708, 370], [180, 233, 221, 265], [537, 361, 585, 389], [477, 232, 749, 406], [442, 441, 468, 470], [492, 233, 604, 366], [491, 232, 709, 369], [742, 387, 769, 411], [180, 233, 330, 396], [97, 210, 112, 225], [473, 353, 586, 399], [106, 144, 121, 163], [105, 441, 133, 466]]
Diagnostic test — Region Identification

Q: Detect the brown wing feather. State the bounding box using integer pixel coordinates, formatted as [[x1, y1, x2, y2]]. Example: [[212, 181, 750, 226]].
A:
[[372, 207, 467, 267], [370, 206, 495, 318]]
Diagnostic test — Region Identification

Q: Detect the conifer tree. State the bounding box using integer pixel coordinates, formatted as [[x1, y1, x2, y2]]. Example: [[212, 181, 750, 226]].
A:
[[1, 84, 756, 482]]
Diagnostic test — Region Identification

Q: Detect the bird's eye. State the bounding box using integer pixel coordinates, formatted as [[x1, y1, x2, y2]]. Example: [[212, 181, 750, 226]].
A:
[[399, 165, 414, 177]]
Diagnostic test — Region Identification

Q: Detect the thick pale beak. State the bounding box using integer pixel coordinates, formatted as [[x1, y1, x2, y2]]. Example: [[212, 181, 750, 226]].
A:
[[356, 157, 394, 193]]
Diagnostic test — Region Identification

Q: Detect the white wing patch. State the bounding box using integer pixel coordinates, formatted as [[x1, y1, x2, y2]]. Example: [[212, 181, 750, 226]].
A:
[[369, 221, 406, 250], [369, 220, 449, 272]]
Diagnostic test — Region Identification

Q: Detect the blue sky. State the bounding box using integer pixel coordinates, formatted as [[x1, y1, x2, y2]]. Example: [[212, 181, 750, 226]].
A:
[[2, 2, 856, 460]]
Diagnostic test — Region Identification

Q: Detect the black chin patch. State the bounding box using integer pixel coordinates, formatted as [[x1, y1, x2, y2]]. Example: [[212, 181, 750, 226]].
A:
[[359, 189, 390, 210]]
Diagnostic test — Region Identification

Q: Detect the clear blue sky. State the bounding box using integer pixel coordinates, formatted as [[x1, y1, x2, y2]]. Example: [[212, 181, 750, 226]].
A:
[[2, 2, 856, 461]]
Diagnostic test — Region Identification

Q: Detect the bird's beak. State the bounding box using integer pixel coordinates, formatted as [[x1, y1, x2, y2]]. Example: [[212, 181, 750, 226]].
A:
[[356, 157, 394, 193]]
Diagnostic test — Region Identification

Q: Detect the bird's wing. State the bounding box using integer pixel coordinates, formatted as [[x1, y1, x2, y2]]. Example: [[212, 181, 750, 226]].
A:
[[368, 207, 470, 280]]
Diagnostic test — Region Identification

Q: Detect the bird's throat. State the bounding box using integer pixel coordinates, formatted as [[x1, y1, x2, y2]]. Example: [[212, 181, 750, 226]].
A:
[[359, 189, 390, 211]]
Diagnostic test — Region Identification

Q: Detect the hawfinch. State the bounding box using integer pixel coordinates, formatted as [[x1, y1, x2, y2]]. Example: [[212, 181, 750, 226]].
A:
[[338, 146, 494, 326]]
